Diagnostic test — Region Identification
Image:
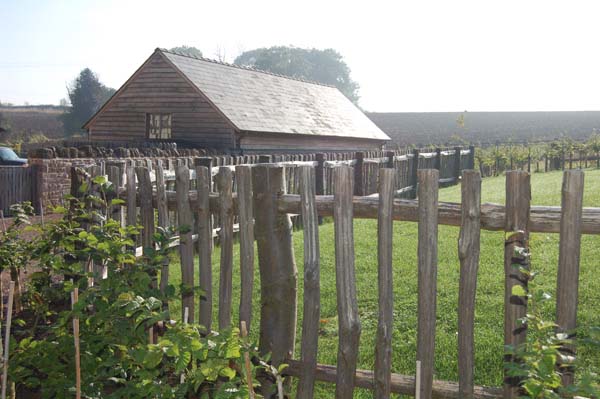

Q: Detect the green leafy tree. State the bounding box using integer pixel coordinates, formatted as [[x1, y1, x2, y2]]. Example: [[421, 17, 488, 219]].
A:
[[169, 45, 203, 58], [234, 46, 360, 104], [61, 68, 115, 136]]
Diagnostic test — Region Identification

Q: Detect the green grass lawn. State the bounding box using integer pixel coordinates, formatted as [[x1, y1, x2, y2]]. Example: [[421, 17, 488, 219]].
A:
[[167, 168, 600, 398]]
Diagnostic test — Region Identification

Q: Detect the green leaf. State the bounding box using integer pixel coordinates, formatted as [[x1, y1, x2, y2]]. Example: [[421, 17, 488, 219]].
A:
[[511, 285, 527, 297], [111, 198, 125, 206], [142, 349, 163, 368], [219, 366, 236, 380], [92, 175, 107, 185]]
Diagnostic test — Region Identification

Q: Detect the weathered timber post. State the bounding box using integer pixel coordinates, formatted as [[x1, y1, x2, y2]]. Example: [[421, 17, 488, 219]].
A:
[[556, 170, 584, 387], [333, 165, 361, 399], [315, 153, 325, 224], [253, 165, 297, 396], [195, 157, 214, 252], [217, 167, 234, 330], [410, 149, 420, 199], [135, 167, 154, 257], [386, 150, 395, 169], [434, 148, 442, 171], [315, 153, 326, 196], [353, 151, 365, 196], [196, 157, 213, 188], [458, 170, 482, 399], [374, 168, 394, 398], [468, 145, 476, 170], [258, 154, 272, 164], [296, 166, 320, 399], [453, 146, 462, 182], [503, 171, 531, 399], [417, 169, 439, 399], [176, 165, 195, 323], [236, 165, 255, 332], [195, 166, 212, 331]]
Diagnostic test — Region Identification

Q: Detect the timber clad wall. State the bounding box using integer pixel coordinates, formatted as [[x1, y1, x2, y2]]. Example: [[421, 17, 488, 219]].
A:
[[90, 53, 235, 149]]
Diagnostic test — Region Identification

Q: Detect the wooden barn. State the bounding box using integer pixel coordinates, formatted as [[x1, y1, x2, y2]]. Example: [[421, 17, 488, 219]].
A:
[[83, 48, 389, 153]]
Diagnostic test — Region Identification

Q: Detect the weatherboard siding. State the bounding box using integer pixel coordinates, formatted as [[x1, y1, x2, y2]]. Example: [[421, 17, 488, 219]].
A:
[[89, 53, 234, 149]]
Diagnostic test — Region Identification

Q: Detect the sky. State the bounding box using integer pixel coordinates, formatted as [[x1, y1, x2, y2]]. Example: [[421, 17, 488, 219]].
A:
[[1, 0, 599, 112]]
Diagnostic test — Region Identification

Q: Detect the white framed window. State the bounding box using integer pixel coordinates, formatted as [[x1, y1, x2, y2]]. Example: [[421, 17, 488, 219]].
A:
[[146, 113, 172, 139]]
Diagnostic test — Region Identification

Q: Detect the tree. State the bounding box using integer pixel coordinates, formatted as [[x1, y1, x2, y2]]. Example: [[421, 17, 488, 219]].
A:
[[234, 46, 360, 104], [169, 45, 203, 58], [61, 68, 115, 136]]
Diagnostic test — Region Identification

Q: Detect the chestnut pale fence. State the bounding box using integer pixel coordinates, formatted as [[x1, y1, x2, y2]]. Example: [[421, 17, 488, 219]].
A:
[[71, 154, 596, 399]]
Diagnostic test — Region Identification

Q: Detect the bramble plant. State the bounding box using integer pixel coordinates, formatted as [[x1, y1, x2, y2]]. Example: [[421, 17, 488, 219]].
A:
[[4, 174, 265, 398], [505, 245, 599, 399]]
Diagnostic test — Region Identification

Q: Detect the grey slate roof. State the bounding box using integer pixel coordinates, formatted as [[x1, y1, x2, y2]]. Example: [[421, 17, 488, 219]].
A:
[[160, 49, 389, 141]]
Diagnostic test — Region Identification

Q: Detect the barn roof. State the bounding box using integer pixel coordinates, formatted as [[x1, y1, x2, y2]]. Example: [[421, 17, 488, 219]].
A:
[[158, 49, 389, 141]]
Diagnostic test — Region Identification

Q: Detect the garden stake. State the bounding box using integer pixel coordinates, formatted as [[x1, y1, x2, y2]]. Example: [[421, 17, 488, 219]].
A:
[[415, 360, 421, 399], [240, 321, 255, 399], [1, 281, 15, 399], [71, 288, 81, 399]]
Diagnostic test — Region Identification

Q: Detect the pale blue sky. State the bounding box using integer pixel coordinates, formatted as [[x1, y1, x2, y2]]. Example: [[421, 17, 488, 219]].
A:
[[1, 0, 599, 112]]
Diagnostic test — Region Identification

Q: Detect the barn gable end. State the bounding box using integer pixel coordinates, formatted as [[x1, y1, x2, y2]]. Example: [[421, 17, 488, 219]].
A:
[[85, 52, 235, 150]]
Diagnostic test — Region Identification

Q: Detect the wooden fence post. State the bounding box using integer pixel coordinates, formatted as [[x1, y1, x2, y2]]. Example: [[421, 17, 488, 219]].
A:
[[176, 165, 195, 323], [410, 149, 420, 199], [469, 145, 476, 170], [259, 155, 272, 164], [375, 168, 395, 398], [315, 153, 325, 225], [354, 151, 365, 196], [503, 171, 531, 399], [252, 165, 297, 395], [195, 165, 212, 331], [458, 170, 482, 399], [386, 150, 395, 169], [296, 166, 320, 399], [135, 167, 154, 258], [434, 148, 442, 170], [333, 165, 360, 399], [155, 161, 170, 306], [417, 169, 439, 399], [315, 153, 325, 196], [125, 165, 137, 235], [217, 167, 234, 330], [453, 147, 462, 182], [556, 170, 584, 387], [236, 165, 255, 331]]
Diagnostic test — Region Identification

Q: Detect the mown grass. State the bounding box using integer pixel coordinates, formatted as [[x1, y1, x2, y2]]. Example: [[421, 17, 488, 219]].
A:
[[167, 168, 600, 398]]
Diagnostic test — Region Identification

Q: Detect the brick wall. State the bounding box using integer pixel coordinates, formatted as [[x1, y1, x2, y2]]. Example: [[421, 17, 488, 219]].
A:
[[30, 158, 98, 211]]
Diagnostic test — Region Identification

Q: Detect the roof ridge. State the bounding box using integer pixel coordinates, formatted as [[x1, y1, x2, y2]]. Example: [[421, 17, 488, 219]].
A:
[[157, 48, 336, 89]]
